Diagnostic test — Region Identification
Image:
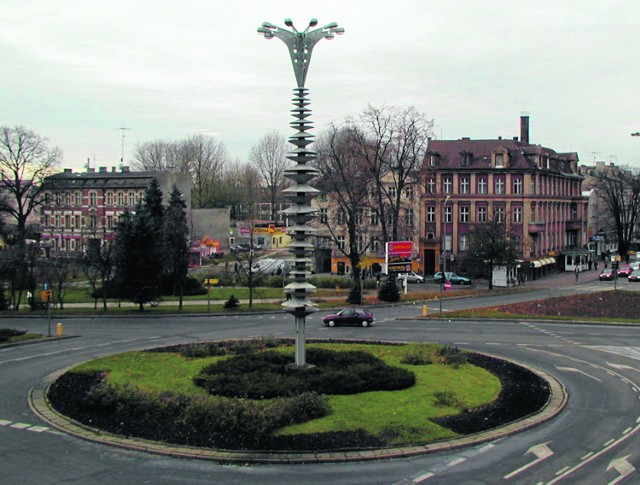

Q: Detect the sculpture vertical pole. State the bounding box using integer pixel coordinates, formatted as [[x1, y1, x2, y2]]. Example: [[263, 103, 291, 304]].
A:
[[258, 19, 344, 366]]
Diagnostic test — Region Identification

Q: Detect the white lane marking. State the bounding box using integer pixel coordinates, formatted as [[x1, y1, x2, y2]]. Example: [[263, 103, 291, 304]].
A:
[[606, 455, 635, 485], [504, 442, 554, 480], [555, 366, 602, 382]]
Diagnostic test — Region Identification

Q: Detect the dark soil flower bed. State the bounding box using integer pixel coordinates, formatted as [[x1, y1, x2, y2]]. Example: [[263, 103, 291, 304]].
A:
[[493, 290, 640, 320]]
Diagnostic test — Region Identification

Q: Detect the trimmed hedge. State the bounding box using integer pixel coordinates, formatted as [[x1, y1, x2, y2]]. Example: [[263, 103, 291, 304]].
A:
[[194, 348, 416, 399]]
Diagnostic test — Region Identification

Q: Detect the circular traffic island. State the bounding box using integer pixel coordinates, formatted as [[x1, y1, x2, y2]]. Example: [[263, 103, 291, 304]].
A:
[[38, 338, 564, 462]]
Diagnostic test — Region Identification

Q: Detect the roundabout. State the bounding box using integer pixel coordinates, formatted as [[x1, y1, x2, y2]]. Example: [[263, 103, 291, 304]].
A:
[[29, 339, 567, 463]]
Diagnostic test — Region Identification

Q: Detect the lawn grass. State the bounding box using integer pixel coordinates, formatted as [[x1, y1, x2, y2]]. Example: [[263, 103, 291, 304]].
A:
[[70, 341, 501, 445]]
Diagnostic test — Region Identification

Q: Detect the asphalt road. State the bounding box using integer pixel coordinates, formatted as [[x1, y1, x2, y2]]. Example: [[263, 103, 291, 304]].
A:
[[2, 277, 640, 484]]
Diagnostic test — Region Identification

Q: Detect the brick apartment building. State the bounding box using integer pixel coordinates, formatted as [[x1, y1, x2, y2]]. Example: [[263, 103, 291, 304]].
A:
[[39, 166, 191, 254], [420, 116, 588, 278]]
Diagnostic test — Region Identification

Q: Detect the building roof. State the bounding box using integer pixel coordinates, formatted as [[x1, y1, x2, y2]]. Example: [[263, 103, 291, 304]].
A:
[[42, 167, 162, 190], [424, 138, 580, 176]]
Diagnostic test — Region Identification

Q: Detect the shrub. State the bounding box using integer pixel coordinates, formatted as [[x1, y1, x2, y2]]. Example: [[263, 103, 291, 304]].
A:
[[437, 345, 468, 368], [0, 328, 27, 343], [378, 277, 400, 302], [194, 348, 416, 399], [434, 390, 461, 407], [223, 294, 240, 309]]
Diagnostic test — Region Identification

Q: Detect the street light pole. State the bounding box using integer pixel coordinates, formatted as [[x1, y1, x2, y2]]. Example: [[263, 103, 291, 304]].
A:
[[439, 195, 450, 313], [258, 19, 344, 367]]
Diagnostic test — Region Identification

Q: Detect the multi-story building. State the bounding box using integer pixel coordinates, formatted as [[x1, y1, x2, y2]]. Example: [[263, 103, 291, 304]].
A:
[[420, 116, 588, 278], [39, 166, 191, 254]]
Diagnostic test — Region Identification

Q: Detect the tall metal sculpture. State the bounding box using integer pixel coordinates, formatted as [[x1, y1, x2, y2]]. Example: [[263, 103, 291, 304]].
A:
[[258, 19, 344, 366]]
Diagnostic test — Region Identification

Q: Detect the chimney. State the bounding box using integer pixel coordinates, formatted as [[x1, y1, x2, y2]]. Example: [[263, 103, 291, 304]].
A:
[[63, 168, 73, 173], [520, 115, 530, 144], [99, 166, 107, 173]]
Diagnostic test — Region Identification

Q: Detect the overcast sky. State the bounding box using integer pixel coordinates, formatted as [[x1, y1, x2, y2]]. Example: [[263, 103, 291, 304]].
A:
[[2, 0, 640, 171]]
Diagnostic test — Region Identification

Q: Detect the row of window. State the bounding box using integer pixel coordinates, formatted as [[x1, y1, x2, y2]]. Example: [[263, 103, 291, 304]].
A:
[[42, 214, 119, 230], [47, 190, 143, 207], [426, 202, 580, 224], [320, 208, 415, 227], [426, 174, 579, 197]]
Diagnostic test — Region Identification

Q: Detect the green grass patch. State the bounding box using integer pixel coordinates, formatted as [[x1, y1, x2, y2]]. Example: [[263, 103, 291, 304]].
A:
[[70, 341, 501, 446]]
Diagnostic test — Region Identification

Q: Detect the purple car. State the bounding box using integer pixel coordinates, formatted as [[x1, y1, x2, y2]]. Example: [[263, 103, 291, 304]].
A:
[[323, 308, 375, 327]]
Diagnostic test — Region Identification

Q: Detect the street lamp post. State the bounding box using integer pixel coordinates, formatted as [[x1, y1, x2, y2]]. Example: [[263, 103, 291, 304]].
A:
[[258, 19, 344, 367], [439, 195, 450, 313]]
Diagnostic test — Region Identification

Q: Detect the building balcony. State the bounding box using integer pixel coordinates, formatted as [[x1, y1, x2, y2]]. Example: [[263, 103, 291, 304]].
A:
[[565, 219, 582, 231], [528, 221, 546, 233]]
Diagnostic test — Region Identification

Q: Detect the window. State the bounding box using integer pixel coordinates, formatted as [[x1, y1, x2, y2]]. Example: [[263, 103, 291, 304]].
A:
[[128, 192, 136, 206], [371, 236, 380, 252], [443, 177, 453, 193], [357, 235, 364, 252], [337, 210, 345, 225], [389, 186, 397, 198], [89, 192, 97, 206], [337, 235, 345, 250], [55, 193, 62, 205], [495, 153, 504, 168], [495, 178, 505, 195], [495, 206, 505, 223], [320, 208, 328, 224], [427, 178, 436, 194], [370, 210, 379, 225], [405, 186, 414, 199], [107, 215, 114, 228], [405, 208, 414, 227], [55, 215, 61, 227], [513, 177, 523, 194], [477, 177, 487, 194], [355, 209, 364, 225], [460, 176, 470, 194], [118, 192, 125, 206], [477, 206, 487, 222], [459, 206, 469, 223], [513, 206, 522, 223], [89, 215, 97, 228], [106, 192, 114, 206], [65, 215, 71, 227], [75, 215, 81, 227], [429, 155, 437, 166], [75, 192, 82, 206], [444, 205, 452, 223], [426, 206, 435, 223], [65, 193, 71, 206], [459, 233, 468, 252]]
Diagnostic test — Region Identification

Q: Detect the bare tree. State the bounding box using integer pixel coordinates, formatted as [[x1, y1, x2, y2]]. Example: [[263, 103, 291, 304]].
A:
[[249, 131, 291, 220], [349, 105, 433, 243], [593, 165, 640, 260], [131, 140, 173, 171], [315, 124, 375, 302], [218, 161, 261, 220], [0, 126, 61, 244]]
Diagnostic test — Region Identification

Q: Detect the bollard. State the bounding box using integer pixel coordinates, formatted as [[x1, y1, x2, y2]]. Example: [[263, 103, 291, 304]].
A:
[[56, 322, 63, 337], [422, 305, 428, 317]]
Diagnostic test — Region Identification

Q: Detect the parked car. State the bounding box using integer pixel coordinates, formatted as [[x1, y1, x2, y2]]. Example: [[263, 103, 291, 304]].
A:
[[397, 271, 425, 283], [433, 272, 472, 285], [618, 265, 632, 277], [599, 268, 616, 281], [323, 308, 374, 327], [628, 269, 640, 282]]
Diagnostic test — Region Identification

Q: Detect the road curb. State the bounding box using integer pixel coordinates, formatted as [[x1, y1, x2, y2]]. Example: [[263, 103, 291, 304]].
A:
[[29, 352, 567, 464]]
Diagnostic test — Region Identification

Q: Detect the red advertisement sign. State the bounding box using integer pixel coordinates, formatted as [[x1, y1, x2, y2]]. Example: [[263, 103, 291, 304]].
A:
[[386, 241, 413, 274]]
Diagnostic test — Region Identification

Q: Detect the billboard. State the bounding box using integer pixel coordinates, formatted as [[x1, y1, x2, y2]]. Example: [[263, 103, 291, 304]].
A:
[[386, 241, 413, 274]]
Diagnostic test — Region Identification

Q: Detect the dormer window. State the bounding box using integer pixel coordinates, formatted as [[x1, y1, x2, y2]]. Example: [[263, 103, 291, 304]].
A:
[[493, 148, 509, 168], [427, 153, 439, 166], [460, 151, 473, 166]]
